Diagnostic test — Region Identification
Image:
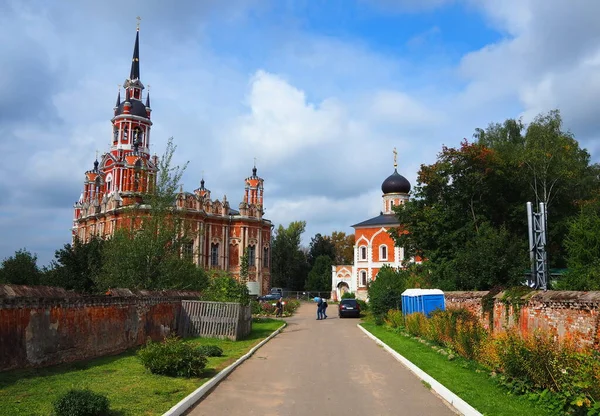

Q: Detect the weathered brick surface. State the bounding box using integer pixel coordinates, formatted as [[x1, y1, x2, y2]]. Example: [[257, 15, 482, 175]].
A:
[[0, 285, 200, 372], [445, 290, 600, 349]]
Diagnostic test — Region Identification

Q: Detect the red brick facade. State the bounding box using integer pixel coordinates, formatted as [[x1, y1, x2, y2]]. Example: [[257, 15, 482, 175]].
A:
[[72, 28, 272, 294]]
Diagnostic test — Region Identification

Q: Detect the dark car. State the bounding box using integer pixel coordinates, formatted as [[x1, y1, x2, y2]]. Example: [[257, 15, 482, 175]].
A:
[[338, 299, 361, 318], [257, 293, 282, 302]]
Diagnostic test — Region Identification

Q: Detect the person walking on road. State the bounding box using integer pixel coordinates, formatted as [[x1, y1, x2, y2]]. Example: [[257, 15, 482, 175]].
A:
[[315, 297, 323, 320]]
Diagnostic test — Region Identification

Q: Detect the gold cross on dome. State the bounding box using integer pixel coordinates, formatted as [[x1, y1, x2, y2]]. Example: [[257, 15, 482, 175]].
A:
[[136, 16, 141, 30], [393, 147, 398, 168]]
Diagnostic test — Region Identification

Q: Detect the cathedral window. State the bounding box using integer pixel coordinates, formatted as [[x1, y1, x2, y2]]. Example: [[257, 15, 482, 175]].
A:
[[380, 245, 387, 261], [113, 127, 119, 144], [123, 127, 128, 142], [263, 247, 269, 268], [248, 245, 256, 267], [183, 241, 194, 260], [359, 271, 367, 287], [211, 243, 219, 266], [360, 246, 367, 261]]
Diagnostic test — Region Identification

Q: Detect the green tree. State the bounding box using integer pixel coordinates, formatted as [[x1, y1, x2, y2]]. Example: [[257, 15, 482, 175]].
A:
[[239, 248, 249, 284], [307, 233, 336, 266], [557, 198, 600, 290], [43, 236, 104, 293], [330, 231, 355, 264], [0, 249, 41, 285], [305, 255, 332, 291], [96, 137, 208, 291], [200, 271, 250, 305], [271, 221, 309, 290], [367, 265, 409, 319], [475, 110, 600, 266]]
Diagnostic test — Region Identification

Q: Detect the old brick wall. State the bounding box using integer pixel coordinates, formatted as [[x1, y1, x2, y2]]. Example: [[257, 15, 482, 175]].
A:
[[0, 285, 200, 372], [445, 290, 600, 349]]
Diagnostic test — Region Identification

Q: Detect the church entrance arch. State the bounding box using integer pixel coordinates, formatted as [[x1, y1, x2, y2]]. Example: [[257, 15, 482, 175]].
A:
[[336, 281, 350, 301]]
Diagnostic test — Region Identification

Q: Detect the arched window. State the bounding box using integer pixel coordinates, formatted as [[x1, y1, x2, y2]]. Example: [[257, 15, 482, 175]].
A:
[[211, 243, 219, 266], [360, 246, 367, 261], [113, 127, 119, 144], [263, 247, 269, 268], [360, 271, 367, 286], [183, 241, 194, 260], [247, 245, 256, 267], [133, 160, 142, 192], [380, 245, 387, 261]]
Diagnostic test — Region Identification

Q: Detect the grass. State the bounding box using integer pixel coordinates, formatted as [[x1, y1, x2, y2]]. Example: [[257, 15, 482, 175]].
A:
[[361, 323, 555, 416], [0, 318, 284, 416]]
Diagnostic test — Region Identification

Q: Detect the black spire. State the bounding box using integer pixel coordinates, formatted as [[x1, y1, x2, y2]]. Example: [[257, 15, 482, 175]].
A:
[[200, 178, 205, 189], [130, 29, 140, 80], [252, 166, 257, 177], [93, 159, 99, 172], [115, 89, 121, 107], [145, 92, 150, 108]]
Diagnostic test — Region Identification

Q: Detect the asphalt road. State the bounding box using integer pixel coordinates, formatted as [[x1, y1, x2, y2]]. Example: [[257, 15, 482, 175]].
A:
[[186, 302, 457, 416]]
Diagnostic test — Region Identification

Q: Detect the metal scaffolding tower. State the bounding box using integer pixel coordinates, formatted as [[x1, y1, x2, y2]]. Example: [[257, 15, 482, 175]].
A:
[[527, 202, 548, 290]]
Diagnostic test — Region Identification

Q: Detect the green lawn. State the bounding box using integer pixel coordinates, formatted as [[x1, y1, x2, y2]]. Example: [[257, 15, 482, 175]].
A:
[[0, 318, 284, 416], [361, 323, 554, 416]]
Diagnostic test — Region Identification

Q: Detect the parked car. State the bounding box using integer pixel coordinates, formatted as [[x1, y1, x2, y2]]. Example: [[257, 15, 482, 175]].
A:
[[270, 287, 283, 296], [257, 293, 282, 302], [338, 299, 360, 318]]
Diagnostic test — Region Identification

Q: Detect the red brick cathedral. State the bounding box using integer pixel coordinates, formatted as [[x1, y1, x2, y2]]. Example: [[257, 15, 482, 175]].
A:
[[72, 27, 272, 294]]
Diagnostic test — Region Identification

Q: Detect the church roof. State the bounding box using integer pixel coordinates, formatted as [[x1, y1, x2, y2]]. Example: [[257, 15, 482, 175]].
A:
[[352, 214, 399, 228]]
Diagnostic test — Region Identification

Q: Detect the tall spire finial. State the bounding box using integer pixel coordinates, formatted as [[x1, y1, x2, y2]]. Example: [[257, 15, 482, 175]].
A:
[[130, 21, 140, 80], [136, 16, 141, 31], [393, 147, 398, 169]]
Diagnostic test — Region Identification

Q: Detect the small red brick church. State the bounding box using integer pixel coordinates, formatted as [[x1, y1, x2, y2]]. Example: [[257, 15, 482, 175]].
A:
[[72, 26, 272, 295], [331, 151, 418, 300]]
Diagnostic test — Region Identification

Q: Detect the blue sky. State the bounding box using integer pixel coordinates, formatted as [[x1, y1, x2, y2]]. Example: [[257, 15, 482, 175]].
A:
[[1, 0, 600, 267]]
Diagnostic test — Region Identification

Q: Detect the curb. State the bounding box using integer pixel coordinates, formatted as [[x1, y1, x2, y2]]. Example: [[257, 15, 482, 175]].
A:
[[357, 324, 482, 416], [163, 321, 287, 416]]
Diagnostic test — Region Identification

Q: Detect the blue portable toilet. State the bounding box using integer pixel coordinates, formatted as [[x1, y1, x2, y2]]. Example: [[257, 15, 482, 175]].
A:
[[401, 289, 445, 317]]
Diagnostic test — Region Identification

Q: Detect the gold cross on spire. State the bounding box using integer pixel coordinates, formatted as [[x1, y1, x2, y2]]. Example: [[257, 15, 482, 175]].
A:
[[253, 157, 257, 167], [393, 147, 398, 168], [96, 149, 99, 160], [136, 16, 141, 30]]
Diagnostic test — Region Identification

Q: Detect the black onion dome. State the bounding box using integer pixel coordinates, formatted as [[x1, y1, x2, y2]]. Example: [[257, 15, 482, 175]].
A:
[[115, 99, 149, 118], [381, 169, 411, 194]]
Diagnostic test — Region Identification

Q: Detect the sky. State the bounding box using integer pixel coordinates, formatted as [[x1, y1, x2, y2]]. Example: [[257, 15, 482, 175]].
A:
[[1, 0, 600, 267]]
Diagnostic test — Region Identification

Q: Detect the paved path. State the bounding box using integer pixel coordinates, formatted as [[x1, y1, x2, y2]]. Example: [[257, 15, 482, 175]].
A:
[[187, 303, 457, 416]]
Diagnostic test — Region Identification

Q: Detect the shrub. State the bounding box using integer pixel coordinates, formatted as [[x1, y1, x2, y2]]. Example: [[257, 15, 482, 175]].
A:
[[367, 265, 407, 319], [196, 345, 223, 357], [405, 313, 428, 337], [138, 335, 207, 377], [201, 271, 250, 305], [384, 309, 403, 329], [53, 389, 110, 416], [356, 299, 368, 312], [283, 298, 301, 315], [341, 292, 356, 299]]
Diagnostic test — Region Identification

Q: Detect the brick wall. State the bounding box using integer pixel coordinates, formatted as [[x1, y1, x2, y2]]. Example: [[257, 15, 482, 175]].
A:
[[445, 290, 600, 349], [0, 285, 200, 372]]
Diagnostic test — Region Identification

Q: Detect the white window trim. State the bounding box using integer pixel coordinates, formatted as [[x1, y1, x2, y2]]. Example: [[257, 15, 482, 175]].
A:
[[359, 270, 367, 287], [359, 246, 367, 261], [379, 244, 388, 261]]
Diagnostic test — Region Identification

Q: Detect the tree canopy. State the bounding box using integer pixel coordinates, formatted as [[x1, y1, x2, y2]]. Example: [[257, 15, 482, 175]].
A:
[[391, 110, 599, 290], [270, 221, 310, 290]]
